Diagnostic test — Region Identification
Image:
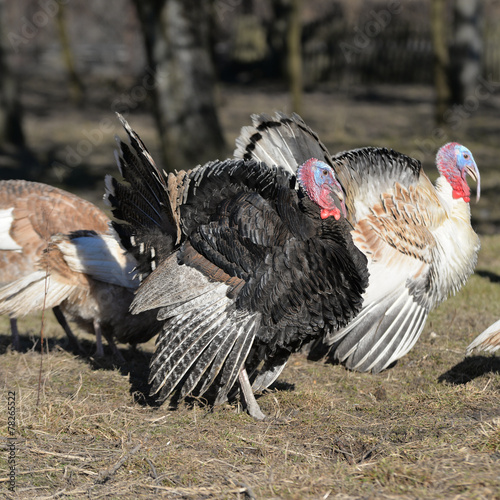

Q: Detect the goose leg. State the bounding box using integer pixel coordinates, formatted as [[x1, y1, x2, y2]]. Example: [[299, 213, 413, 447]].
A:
[[52, 306, 83, 353], [93, 319, 104, 358], [239, 367, 266, 421], [10, 317, 20, 351], [103, 331, 126, 364]]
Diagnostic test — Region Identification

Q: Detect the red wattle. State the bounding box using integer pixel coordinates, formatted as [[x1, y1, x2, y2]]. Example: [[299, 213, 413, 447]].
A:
[[321, 208, 341, 220]]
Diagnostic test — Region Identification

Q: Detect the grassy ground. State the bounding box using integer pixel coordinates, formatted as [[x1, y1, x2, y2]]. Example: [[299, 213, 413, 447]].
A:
[[0, 81, 500, 498]]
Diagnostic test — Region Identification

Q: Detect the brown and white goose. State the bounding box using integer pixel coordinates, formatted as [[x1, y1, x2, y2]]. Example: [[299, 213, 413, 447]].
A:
[[0, 180, 159, 356]]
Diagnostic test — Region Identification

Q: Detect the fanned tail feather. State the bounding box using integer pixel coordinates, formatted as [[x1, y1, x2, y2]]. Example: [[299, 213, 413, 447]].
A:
[[234, 112, 333, 175], [105, 114, 179, 276], [106, 119, 170, 232], [113, 113, 168, 217]]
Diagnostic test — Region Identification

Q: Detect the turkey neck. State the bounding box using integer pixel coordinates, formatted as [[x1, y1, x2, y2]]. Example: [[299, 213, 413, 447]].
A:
[[431, 176, 480, 305]]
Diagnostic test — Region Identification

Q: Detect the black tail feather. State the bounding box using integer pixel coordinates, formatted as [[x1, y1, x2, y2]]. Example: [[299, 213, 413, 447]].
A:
[[105, 114, 178, 280]]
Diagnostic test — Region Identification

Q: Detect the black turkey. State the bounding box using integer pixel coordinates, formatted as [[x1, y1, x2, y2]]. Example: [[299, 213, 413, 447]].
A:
[[105, 114, 368, 419]]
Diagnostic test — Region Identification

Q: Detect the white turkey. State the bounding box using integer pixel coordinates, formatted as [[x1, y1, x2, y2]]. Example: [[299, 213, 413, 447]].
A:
[[467, 320, 500, 355], [105, 114, 369, 419], [0, 180, 160, 357], [235, 112, 481, 373]]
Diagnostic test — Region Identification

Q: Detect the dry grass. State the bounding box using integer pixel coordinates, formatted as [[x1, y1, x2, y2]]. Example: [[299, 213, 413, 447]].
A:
[[1, 285, 500, 499], [1, 81, 500, 498]]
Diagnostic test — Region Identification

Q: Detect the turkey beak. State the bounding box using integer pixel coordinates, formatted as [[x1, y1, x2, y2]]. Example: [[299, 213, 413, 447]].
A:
[[465, 161, 480, 202], [328, 183, 347, 219]]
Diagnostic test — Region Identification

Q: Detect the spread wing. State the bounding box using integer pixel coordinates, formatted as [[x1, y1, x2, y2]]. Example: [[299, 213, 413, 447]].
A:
[[325, 185, 439, 371]]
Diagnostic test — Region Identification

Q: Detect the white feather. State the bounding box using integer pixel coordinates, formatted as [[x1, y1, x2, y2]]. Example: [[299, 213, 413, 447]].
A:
[[0, 208, 22, 251], [56, 233, 137, 289]]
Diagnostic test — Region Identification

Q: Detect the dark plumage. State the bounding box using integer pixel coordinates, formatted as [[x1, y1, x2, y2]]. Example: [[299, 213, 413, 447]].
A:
[[106, 115, 368, 419]]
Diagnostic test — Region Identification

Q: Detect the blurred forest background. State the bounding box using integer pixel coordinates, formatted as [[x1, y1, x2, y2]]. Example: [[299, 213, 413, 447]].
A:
[[0, 0, 499, 233]]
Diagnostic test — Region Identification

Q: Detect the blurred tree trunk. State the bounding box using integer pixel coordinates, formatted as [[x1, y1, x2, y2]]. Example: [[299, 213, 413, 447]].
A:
[[0, 2, 24, 148], [287, 0, 302, 114], [267, 0, 303, 112], [0, 56, 24, 148], [431, 0, 450, 124], [55, 3, 85, 106], [266, 0, 290, 78], [449, 0, 482, 104], [0, 30, 25, 147], [133, 0, 225, 171]]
